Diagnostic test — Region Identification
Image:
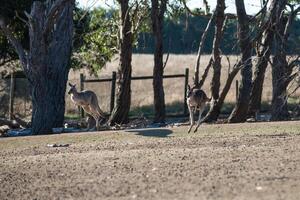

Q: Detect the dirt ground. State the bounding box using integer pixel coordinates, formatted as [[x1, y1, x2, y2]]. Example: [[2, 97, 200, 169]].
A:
[[1, 121, 300, 200]]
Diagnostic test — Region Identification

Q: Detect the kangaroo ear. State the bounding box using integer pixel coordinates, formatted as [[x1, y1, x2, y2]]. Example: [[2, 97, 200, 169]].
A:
[[187, 84, 191, 90], [68, 83, 72, 87]]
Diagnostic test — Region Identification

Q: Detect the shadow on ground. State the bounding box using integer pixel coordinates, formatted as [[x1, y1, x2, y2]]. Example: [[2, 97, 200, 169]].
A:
[[126, 128, 173, 138]]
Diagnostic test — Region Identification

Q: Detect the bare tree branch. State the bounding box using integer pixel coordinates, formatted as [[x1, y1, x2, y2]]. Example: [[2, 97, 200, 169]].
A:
[[198, 57, 213, 88], [11, 114, 31, 128], [193, 10, 216, 86], [163, 52, 169, 69], [203, 0, 209, 15], [181, 0, 204, 16], [15, 11, 29, 27], [249, 0, 269, 22], [0, 118, 20, 129], [288, 55, 300, 69], [0, 18, 28, 70], [225, 55, 231, 76]]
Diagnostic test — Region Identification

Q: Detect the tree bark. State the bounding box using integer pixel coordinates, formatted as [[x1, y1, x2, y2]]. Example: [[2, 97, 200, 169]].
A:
[[0, 0, 74, 134], [203, 64, 241, 122], [228, 0, 252, 123], [271, 53, 290, 121], [248, 0, 287, 117], [108, 0, 133, 125], [210, 0, 225, 100], [30, 1, 73, 134], [193, 11, 215, 86], [201, 0, 225, 121], [151, 0, 167, 123], [271, 9, 295, 121]]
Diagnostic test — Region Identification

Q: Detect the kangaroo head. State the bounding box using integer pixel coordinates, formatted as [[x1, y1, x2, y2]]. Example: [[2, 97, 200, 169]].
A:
[[186, 84, 192, 98], [186, 84, 200, 98], [68, 83, 77, 95], [205, 96, 212, 102]]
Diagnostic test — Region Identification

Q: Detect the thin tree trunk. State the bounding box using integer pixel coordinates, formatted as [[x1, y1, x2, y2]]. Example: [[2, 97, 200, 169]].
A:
[[210, 0, 225, 100], [228, 0, 252, 123], [203, 64, 241, 122], [151, 0, 167, 123], [201, 0, 225, 121], [193, 11, 215, 86], [109, 0, 132, 125]]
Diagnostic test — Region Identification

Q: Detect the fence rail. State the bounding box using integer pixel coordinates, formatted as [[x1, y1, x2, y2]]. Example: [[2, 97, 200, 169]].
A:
[[80, 68, 190, 118], [1, 68, 191, 119]]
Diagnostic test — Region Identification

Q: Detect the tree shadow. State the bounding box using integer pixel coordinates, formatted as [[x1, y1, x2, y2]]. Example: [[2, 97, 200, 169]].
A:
[[126, 128, 173, 138]]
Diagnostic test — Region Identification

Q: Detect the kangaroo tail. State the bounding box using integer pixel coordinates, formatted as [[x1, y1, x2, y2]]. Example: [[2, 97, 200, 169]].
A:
[[92, 94, 106, 119], [97, 106, 106, 119]]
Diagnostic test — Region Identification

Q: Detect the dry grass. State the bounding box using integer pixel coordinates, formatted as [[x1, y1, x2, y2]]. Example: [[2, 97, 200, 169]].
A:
[[66, 54, 285, 116], [2, 54, 297, 118]]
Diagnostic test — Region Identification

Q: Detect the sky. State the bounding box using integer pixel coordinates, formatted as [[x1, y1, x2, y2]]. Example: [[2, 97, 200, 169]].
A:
[[76, 0, 263, 15]]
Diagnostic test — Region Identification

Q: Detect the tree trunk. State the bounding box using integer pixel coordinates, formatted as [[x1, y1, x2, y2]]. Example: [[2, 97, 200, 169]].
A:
[[210, 0, 225, 100], [193, 12, 215, 86], [0, 0, 74, 134], [228, 0, 252, 123], [271, 13, 292, 121], [151, 0, 167, 123], [108, 0, 132, 125], [248, 0, 287, 117], [201, 0, 225, 121], [203, 64, 241, 122], [271, 55, 290, 121], [30, 1, 73, 134]]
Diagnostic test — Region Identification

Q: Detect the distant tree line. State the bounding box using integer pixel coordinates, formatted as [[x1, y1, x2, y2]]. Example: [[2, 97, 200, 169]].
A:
[[134, 14, 300, 55]]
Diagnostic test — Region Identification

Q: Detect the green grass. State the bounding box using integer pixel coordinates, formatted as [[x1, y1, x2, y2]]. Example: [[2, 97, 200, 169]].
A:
[[64, 113, 81, 120]]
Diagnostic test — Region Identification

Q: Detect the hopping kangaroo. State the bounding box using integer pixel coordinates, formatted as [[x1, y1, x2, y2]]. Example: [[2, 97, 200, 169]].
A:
[[186, 85, 210, 133], [68, 83, 106, 131]]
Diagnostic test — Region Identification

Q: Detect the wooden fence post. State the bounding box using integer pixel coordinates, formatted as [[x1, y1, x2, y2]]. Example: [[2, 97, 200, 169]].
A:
[[183, 68, 189, 115], [80, 73, 85, 118], [110, 71, 116, 113], [235, 79, 239, 102], [9, 72, 15, 120]]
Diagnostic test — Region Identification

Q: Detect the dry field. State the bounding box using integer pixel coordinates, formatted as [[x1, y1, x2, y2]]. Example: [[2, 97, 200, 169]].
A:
[[66, 54, 298, 116], [1, 54, 298, 118], [1, 121, 300, 200]]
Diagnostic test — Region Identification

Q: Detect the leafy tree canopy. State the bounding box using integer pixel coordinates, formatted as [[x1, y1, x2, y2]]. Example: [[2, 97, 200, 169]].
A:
[[72, 7, 119, 75]]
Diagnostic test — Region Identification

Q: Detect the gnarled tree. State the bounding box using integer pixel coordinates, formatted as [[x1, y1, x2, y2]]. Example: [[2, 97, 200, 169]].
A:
[[248, 0, 287, 117], [271, 4, 300, 121], [0, 0, 74, 134]]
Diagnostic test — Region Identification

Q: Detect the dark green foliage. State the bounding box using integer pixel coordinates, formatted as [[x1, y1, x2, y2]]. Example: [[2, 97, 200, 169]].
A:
[[134, 14, 238, 54], [72, 8, 119, 75], [0, 0, 34, 63]]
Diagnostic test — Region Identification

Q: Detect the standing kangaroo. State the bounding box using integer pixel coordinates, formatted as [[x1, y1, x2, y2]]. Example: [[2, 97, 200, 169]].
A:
[[68, 83, 106, 131], [186, 85, 211, 133]]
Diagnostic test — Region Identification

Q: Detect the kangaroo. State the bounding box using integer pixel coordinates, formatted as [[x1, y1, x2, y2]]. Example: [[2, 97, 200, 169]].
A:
[[186, 85, 211, 133], [68, 83, 106, 131]]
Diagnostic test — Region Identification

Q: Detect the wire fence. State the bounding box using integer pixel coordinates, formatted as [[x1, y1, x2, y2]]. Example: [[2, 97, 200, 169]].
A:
[[0, 68, 190, 120], [2, 67, 297, 120]]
